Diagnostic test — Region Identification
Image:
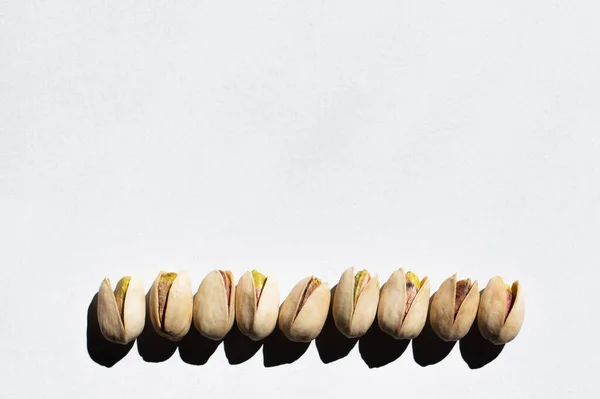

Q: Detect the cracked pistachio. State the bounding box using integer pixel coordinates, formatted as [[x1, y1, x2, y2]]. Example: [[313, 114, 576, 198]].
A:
[[377, 268, 430, 340], [193, 270, 235, 340], [235, 270, 280, 341], [477, 276, 524, 344], [97, 275, 145, 344], [429, 273, 479, 341], [278, 276, 331, 342], [149, 270, 193, 341], [332, 267, 380, 338]]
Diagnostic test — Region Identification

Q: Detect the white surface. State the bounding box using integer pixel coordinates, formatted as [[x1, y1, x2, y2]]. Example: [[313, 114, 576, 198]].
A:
[[1, 0, 599, 397]]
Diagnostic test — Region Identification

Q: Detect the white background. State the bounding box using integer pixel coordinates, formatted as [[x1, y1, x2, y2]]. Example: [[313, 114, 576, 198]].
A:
[[1, 1, 599, 397]]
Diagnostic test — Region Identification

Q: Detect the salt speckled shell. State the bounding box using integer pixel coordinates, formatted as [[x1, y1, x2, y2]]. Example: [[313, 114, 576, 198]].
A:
[[278, 276, 331, 343], [477, 276, 525, 344], [97, 275, 145, 344], [377, 268, 430, 340], [235, 271, 280, 341], [149, 270, 193, 341], [332, 267, 379, 338], [193, 270, 235, 340], [429, 273, 479, 342]]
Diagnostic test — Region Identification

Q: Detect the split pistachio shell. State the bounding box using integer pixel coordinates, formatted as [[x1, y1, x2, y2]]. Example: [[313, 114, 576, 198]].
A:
[[477, 276, 524, 344], [278, 276, 331, 342], [332, 267, 379, 338], [377, 268, 430, 340], [97, 275, 145, 344], [429, 273, 479, 342], [193, 270, 235, 340], [235, 270, 280, 341], [149, 270, 193, 341]]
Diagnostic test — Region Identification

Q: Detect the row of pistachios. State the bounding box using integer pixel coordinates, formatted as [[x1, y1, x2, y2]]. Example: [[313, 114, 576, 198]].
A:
[[97, 268, 524, 347]]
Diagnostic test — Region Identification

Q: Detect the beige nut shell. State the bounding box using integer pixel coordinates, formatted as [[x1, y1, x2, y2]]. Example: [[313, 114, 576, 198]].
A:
[[477, 276, 525, 344], [377, 268, 430, 340], [149, 270, 193, 341], [97, 275, 146, 344], [332, 267, 379, 338], [235, 271, 280, 341], [193, 270, 235, 340], [278, 276, 331, 343], [429, 273, 479, 342]]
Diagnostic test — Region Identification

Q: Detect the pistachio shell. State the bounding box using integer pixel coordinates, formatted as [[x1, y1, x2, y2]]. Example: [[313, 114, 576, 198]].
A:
[[193, 270, 235, 340], [332, 267, 380, 338], [97, 275, 146, 344], [149, 270, 193, 341], [477, 277, 524, 344], [377, 268, 430, 339], [429, 273, 479, 342], [235, 270, 280, 341], [278, 276, 331, 342]]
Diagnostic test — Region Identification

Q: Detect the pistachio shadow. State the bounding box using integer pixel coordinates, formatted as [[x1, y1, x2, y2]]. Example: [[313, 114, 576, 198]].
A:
[[136, 293, 178, 362], [262, 326, 310, 367], [359, 320, 410, 368], [86, 293, 134, 367], [315, 285, 358, 364], [412, 293, 456, 366], [178, 325, 223, 365], [223, 323, 264, 364], [459, 298, 505, 369]]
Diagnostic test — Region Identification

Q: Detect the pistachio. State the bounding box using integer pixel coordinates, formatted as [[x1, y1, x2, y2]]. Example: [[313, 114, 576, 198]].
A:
[[235, 270, 280, 341], [193, 270, 235, 340], [377, 268, 431, 340], [429, 274, 480, 341], [97, 275, 145, 344], [477, 276, 524, 344], [332, 267, 380, 338], [149, 270, 193, 341], [278, 276, 331, 342]]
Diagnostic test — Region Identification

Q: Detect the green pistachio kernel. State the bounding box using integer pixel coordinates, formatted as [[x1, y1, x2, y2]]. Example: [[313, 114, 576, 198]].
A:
[[353, 270, 369, 306], [114, 276, 131, 323], [252, 270, 267, 304]]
